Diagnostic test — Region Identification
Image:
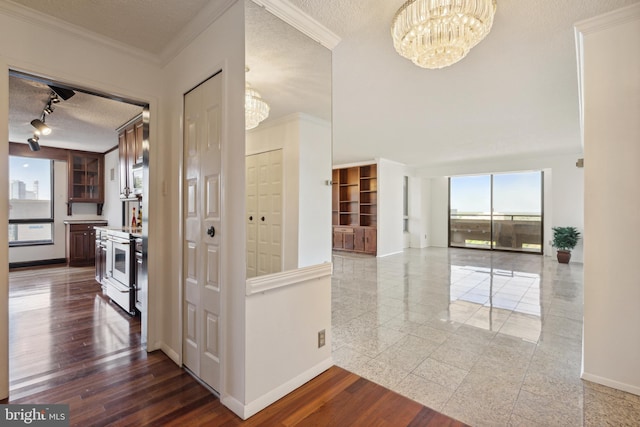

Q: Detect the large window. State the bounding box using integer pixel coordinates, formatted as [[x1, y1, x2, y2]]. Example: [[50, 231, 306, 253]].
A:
[[449, 171, 543, 253], [9, 156, 54, 246]]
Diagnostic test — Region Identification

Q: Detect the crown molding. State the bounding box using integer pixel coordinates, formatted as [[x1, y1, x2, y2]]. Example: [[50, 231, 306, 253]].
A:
[[574, 2, 640, 35], [251, 0, 341, 50], [0, 0, 160, 65], [158, 0, 237, 66]]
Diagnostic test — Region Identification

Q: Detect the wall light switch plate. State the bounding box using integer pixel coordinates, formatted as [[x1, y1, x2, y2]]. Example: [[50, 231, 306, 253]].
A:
[[318, 329, 326, 348]]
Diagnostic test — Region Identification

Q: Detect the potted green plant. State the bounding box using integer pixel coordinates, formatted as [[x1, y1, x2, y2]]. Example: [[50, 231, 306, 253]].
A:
[[552, 226, 581, 263]]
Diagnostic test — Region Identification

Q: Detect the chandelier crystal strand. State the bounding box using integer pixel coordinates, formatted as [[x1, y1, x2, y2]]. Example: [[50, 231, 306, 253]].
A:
[[245, 84, 270, 130], [391, 0, 497, 69]]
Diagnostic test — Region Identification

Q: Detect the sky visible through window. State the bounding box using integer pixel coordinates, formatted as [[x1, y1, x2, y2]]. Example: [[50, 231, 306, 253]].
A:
[[451, 172, 541, 215], [9, 156, 51, 200]]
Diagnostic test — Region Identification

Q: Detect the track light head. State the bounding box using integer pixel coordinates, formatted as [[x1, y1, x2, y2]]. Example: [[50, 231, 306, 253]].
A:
[[27, 135, 40, 151], [31, 118, 51, 135], [44, 105, 54, 115], [48, 85, 75, 101]]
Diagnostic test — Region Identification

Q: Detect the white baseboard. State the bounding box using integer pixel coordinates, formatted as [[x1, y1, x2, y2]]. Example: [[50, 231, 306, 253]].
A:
[[581, 371, 640, 396], [159, 342, 181, 365], [221, 394, 246, 419], [223, 358, 334, 420]]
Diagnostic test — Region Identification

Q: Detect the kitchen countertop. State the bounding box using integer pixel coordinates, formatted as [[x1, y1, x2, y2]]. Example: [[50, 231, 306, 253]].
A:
[[95, 226, 142, 238], [63, 219, 108, 225]]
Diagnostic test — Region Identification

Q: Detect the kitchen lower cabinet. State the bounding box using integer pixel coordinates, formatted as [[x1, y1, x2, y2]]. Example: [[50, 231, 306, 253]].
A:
[[135, 238, 143, 312], [95, 229, 107, 289], [66, 222, 107, 267]]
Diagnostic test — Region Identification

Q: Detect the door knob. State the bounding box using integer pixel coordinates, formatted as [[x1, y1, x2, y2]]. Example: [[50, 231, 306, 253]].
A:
[[261, 216, 265, 221], [249, 216, 253, 221], [207, 226, 215, 237]]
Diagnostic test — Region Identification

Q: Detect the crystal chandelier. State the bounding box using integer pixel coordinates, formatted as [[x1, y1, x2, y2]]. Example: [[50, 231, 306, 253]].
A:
[[245, 66, 270, 131], [391, 0, 497, 69]]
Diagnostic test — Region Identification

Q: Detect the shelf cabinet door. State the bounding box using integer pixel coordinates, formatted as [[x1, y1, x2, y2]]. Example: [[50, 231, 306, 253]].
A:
[[68, 152, 104, 203], [333, 230, 344, 249], [354, 227, 365, 252], [134, 120, 144, 165], [365, 228, 377, 254], [118, 114, 144, 198], [343, 232, 355, 250], [118, 130, 129, 197]]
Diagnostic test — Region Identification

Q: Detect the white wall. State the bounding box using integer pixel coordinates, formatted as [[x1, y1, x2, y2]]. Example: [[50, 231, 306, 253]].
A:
[[429, 177, 450, 248], [297, 115, 332, 267], [245, 268, 332, 418], [578, 4, 640, 395], [407, 175, 430, 248], [420, 153, 584, 261], [377, 158, 406, 257]]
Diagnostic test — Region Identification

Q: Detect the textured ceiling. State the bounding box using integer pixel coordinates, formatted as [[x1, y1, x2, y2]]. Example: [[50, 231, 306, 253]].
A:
[[5, 0, 640, 166], [288, 0, 640, 167], [9, 75, 142, 152], [8, 0, 211, 55], [245, 0, 331, 125]]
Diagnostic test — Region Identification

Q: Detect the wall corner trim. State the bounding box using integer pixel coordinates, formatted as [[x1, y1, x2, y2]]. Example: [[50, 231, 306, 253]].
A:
[[241, 358, 333, 420], [250, 0, 341, 49], [246, 262, 332, 296]]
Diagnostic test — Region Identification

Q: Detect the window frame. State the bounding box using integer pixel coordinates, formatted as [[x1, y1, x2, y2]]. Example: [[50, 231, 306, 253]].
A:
[[403, 175, 409, 232], [8, 156, 55, 247]]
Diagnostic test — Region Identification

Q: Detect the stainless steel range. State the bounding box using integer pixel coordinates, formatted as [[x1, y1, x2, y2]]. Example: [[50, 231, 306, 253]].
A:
[[105, 230, 136, 315]]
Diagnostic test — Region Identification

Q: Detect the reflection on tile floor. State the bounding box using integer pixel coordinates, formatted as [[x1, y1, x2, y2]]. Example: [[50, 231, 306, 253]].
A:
[[331, 248, 640, 426]]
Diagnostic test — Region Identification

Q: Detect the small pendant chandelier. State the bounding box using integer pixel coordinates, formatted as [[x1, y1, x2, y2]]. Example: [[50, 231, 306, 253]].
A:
[[391, 0, 497, 69], [245, 67, 270, 130]]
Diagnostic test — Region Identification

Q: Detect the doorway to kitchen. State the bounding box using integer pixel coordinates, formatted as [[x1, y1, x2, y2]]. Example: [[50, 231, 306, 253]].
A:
[[6, 69, 152, 391]]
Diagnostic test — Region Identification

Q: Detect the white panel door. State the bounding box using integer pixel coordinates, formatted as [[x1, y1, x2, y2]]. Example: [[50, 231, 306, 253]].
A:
[[246, 150, 283, 276], [257, 150, 283, 276], [246, 154, 258, 278], [183, 72, 222, 392]]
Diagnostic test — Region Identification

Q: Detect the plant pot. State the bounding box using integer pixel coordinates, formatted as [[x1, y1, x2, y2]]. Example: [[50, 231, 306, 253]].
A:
[[557, 250, 571, 264]]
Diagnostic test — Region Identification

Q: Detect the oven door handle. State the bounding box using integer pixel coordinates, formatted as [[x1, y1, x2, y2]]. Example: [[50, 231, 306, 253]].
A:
[[106, 278, 131, 293], [107, 236, 132, 245]]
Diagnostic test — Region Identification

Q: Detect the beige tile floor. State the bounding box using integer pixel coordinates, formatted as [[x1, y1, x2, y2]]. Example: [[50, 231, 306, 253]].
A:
[[331, 248, 640, 426]]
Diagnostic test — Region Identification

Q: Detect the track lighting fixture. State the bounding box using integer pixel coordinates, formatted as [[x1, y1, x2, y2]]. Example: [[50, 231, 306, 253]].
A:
[[27, 135, 40, 151], [48, 85, 75, 101], [26, 86, 74, 148], [30, 118, 51, 135]]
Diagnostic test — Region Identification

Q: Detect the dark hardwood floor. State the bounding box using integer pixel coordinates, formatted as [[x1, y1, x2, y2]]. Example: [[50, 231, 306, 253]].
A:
[[3, 266, 467, 426]]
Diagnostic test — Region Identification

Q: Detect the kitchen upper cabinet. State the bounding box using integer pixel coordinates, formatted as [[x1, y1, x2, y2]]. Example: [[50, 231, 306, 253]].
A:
[[67, 151, 104, 215], [117, 113, 143, 199]]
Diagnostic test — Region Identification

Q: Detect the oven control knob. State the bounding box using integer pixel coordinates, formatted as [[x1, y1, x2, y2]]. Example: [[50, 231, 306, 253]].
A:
[[207, 226, 215, 237]]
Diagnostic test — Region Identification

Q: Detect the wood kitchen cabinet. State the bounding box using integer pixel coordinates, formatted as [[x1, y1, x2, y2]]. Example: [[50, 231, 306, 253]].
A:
[[67, 151, 104, 215], [117, 114, 143, 199], [66, 222, 106, 267], [332, 163, 377, 255]]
